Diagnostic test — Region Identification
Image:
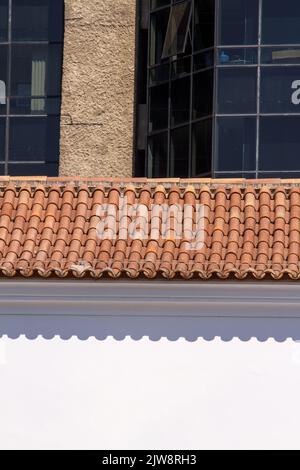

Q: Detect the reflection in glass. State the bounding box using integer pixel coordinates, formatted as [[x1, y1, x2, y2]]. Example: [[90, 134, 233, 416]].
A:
[[260, 67, 300, 114], [217, 67, 257, 114], [150, 8, 170, 65], [215, 117, 256, 172], [170, 125, 189, 177], [149, 83, 169, 132], [192, 119, 212, 176], [219, 0, 259, 45], [262, 0, 300, 45], [217, 48, 257, 65], [162, 1, 191, 58], [171, 77, 190, 127], [10, 97, 61, 115], [259, 117, 300, 171], [11, 45, 62, 98], [194, 0, 215, 51], [261, 47, 300, 65], [148, 132, 168, 178]]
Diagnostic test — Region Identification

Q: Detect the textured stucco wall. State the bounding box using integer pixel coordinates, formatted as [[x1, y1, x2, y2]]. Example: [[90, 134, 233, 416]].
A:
[[59, 0, 136, 177]]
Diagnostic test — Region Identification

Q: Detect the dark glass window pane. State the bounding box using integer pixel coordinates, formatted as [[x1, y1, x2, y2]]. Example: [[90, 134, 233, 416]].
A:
[[162, 1, 191, 58], [260, 67, 300, 114], [194, 49, 214, 72], [149, 83, 169, 132], [11, 45, 62, 98], [259, 117, 300, 172], [261, 47, 300, 64], [151, 0, 170, 10], [170, 125, 189, 177], [193, 69, 213, 118], [258, 172, 300, 179], [262, 0, 300, 45], [0, 118, 5, 161], [215, 117, 256, 172], [219, 0, 259, 45], [192, 119, 212, 176], [8, 163, 58, 177], [150, 8, 170, 65], [217, 48, 258, 65], [0, 0, 8, 41], [171, 76, 190, 126], [0, 45, 7, 114], [194, 0, 215, 51], [148, 132, 168, 178], [12, 0, 63, 42], [149, 63, 170, 85], [215, 172, 256, 178], [217, 68, 257, 114], [171, 56, 191, 79], [10, 97, 61, 115], [9, 117, 60, 162]]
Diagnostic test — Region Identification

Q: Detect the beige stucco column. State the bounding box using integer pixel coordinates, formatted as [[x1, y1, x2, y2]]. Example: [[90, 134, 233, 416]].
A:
[[59, 0, 136, 177]]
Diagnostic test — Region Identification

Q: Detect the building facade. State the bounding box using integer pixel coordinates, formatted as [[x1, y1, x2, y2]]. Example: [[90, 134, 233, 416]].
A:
[[1, 1, 300, 178]]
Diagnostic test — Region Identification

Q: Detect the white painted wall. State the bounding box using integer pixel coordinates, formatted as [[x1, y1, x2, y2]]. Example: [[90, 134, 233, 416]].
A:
[[0, 336, 300, 450]]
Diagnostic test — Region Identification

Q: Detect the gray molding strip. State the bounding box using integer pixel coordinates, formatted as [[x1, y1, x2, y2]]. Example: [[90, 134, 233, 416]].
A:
[[0, 280, 299, 341]]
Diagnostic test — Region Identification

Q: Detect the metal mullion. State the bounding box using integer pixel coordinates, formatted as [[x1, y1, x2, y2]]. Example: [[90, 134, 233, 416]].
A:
[[211, 0, 219, 177], [146, 1, 151, 176], [167, 59, 172, 177], [5, 0, 12, 175], [256, 0, 263, 179], [188, 0, 194, 177]]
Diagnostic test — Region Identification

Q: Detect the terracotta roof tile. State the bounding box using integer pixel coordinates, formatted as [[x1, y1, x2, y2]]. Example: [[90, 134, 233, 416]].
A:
[[2, 177, 300, 279]]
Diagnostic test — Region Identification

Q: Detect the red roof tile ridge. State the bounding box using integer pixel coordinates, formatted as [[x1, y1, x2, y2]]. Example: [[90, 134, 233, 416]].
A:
[[2, 177, 300, 190]]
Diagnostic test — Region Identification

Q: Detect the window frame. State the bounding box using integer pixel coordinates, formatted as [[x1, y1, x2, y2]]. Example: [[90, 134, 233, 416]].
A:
[[0, 0, 63, 176]]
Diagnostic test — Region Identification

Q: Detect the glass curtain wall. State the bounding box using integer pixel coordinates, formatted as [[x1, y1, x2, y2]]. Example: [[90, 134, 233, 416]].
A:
[[0, 0, 63, 176], [147, 0, 215, 178], [215, 0, 300, 178], [144, 0, 300, 178]]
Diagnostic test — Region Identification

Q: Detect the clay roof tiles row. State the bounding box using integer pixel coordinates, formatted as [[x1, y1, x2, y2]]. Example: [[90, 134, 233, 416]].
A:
[[0, 177, 300, 280]]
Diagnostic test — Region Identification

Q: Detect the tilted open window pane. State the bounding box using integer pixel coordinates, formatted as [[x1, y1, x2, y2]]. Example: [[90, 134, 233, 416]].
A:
[[162, 1, 192, 59]]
